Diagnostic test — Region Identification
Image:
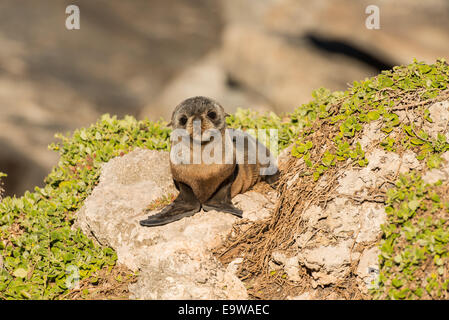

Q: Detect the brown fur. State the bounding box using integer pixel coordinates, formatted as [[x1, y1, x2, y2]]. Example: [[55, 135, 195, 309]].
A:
[[231, 159, 261, 198], [171, 162, 235, 203], [169, 96, 274, 204], [170, 130, 262, 203]]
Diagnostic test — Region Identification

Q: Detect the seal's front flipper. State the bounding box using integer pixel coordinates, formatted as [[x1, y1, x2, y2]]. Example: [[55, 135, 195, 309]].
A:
[[202, 174, 243, 218], [202, 203, 243, 218], [263, 170, 280, 186], [140, 181, 201, 227]]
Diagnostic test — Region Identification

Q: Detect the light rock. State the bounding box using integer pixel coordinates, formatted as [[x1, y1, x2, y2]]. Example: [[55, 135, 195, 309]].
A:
[[337, 148, 421, 195], [401, 150, 422, 173], [233, 191, 275, 221], [288, 292, 314, 300], [298, 240, 352, 271], [357, 121, 384, 149], [423, 151, 449, 184], [356, 247, 380, 292], [442, 151, 449, 163], [295, 230, 315, 249], [327, 200, 385, 243], [75, 148, 276, 299], [74, 148, 178, 268], [302, 205, 328, 226], [272, 252, 301, 281], [129, 246, 248, 300], [226, 258, 244, 275], [336, 169, 368, 195], [422, 169, 448, 184], [310, 272, 338, 287], [422, 101, 449, 140], [297, 240, 359, 286]]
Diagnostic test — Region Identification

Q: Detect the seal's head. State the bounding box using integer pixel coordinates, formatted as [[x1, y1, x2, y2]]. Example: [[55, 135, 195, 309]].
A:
[[169, 96, 229, 140]]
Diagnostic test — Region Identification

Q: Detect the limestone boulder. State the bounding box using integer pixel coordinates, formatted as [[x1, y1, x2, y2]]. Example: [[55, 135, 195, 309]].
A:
[[75, 148, 277, 299]]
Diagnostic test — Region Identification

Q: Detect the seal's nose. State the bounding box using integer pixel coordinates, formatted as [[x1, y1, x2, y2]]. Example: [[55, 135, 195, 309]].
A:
[[192, 118, 202, 140]]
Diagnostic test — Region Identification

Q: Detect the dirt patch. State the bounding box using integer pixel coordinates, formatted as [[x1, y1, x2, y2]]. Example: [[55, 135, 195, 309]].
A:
[[62, 264, 137, 300]]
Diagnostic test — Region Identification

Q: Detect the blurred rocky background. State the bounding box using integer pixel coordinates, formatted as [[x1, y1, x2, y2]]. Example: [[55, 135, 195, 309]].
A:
[[1, 0, 448, 196]]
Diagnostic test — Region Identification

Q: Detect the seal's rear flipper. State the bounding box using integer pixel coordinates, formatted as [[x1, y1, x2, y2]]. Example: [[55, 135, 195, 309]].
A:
[[263, 170, 280, 186], [202, 172, 243, 218], [202, 203, 243, 218], [140, 181, 201, 227]]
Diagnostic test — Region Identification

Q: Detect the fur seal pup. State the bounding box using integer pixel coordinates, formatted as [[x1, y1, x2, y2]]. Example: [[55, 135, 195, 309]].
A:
[[140, 96, 278, 227]]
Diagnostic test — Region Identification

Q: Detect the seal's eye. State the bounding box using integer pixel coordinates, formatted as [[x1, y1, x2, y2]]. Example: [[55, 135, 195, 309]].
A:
[[179, 116, 187, 126], [207, 111, 217, 120]]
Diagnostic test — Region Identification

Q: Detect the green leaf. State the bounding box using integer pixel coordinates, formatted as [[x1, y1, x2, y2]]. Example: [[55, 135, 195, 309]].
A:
[[13, 268, 28, 278], [322, 152, 335, 167], [427, 154, 442, 169], [410, 138, 425, 145], [79, 130, 88, 141], [414, 288, 423, 298], [367, 110, 380, 121], [392, 278, 403, 289], [408, 200, 420, 211], [430, 193, 440, 203]]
